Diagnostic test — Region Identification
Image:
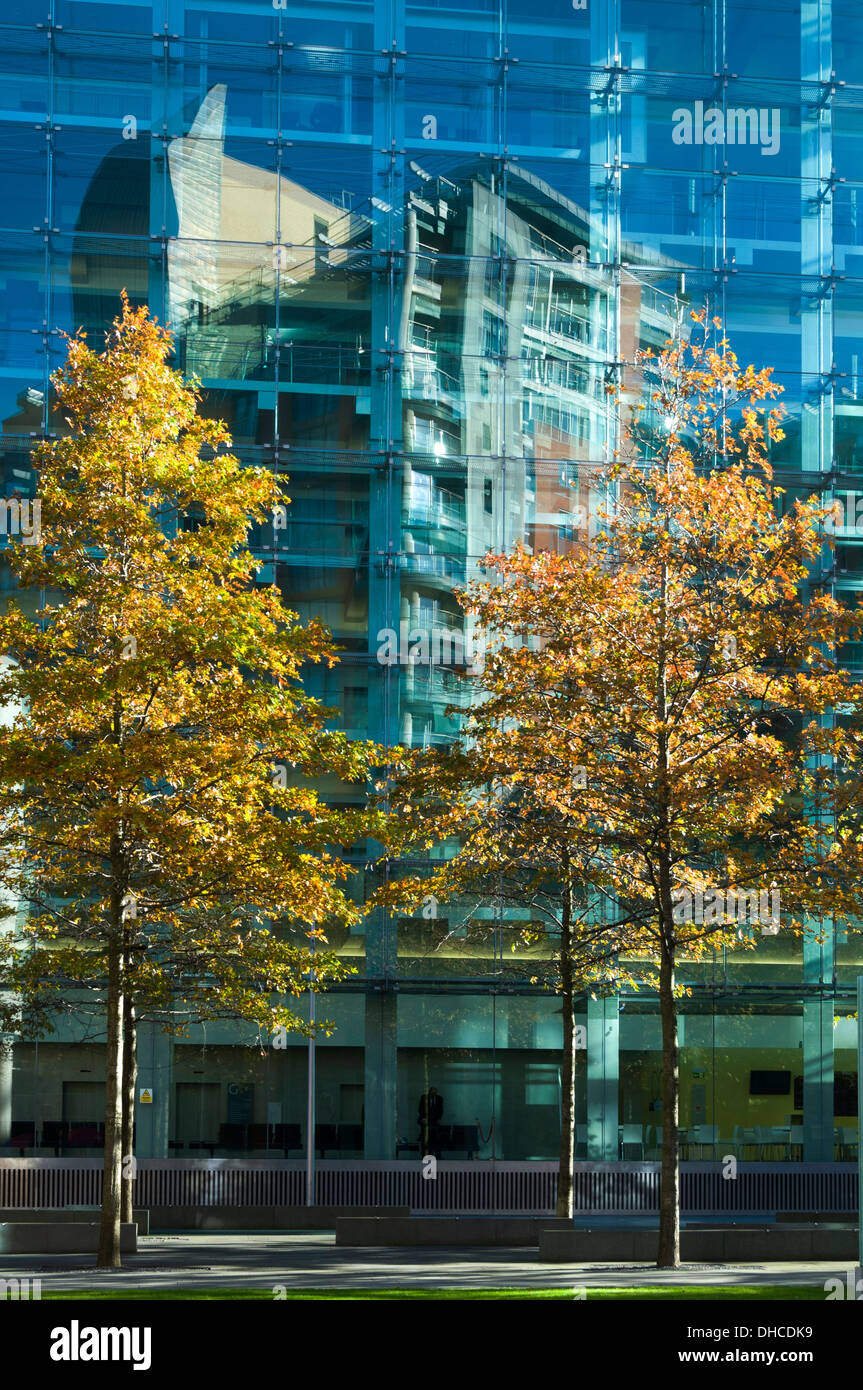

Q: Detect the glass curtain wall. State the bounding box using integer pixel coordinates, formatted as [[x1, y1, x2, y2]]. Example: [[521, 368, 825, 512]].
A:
[[0, 0, 858, 1166]]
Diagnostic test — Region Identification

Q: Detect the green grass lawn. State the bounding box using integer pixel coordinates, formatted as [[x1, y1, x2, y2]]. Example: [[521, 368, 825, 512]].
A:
[[39, 1285, 825, 1301]]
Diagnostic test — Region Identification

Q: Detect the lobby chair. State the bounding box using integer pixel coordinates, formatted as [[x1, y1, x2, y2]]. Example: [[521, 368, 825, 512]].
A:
[[246, 1123, 269, 1153], [836, 1126, 858, 1160], [690, 1124, 718, 1159], [244, 1122, 302, 1156], [65, 1122, 103, 1151], [243, 1122, 303, 1155], [315, 1122, 339, 1157], [337, 1123, 364, 1154], [733, 1125, 758, 1159], [8, 1120, 35, 1154], [188, 1138, 218, 1156], [754, 1125, 788, 1160], [273, 1122, 302, 1155], [619, 1123, 644, 1159], [217, 1122, 248, 1152], [789, 1125, 804, 1160], [42, 1120, 67, 1156], [770, 1125, 792, 1159]]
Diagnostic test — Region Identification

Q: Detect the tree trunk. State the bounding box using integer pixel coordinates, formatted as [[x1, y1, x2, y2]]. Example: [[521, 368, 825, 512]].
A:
[[98, 927, 125, 1268], [657, 945, 680, 1268], [121, 995, 136, 1226], [556, 877, 575, 1218]]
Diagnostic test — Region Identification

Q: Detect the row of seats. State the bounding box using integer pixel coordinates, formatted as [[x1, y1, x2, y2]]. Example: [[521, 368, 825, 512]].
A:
[[178, 1122, 483, 1157], [14, 1119, 852, 1160], [7, 1119, 481, 1158], [8, 1121, 105, 1155], [7, 1120, 347, 1157], [178, 1123, 360, 1157], [612, 1124, 859, 1159]]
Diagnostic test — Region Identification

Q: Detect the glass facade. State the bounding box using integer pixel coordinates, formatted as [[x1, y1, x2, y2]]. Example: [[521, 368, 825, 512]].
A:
[[0, 0, 860, 1171]]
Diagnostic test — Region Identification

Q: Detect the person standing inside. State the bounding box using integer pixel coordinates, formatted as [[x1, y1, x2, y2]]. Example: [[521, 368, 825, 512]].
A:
[[418, 1086, 444, 1157]]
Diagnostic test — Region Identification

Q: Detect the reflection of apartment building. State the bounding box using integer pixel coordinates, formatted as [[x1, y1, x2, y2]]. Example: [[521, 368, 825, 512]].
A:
[[160, 95, 683, 749], [397, 164, 685, 745]]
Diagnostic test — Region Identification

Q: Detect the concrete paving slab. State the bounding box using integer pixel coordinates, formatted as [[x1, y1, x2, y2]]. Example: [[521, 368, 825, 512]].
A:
[[0, 1232, 850, 1296]]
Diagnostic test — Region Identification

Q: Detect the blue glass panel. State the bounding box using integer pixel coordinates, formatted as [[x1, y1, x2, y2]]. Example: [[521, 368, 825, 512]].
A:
[[0, 0, 51, 23], [55, 1, 152, 34], [178, 42, 278, 133], [184, 12, 279, 45], [506, 65, 589, 156], [726, 0, 801, 80], [407, 0, 498, 16], [49, 236, 152, 342], [0, 346, 46, 430], [717, 90, 799, 178], [0, 125, 48, 231], [834, 283, 863, 380], [835, 184, 863, 277], [621, 170, 715, 269], [621, 0, 713, 76], [505, 0, 589, 66], [272, 17, 373, 49], [0, 240, 47, 336], [725, 277, 804, 373], [835, 0, 863, 87], [725, 177, 805, 274], [0, 28, 48, 113], [173, 240, 276, 385], [631, 91, 797, 178], [281, 49, 373, 139], [54, 129, 151, 235], [281, 141, 373, 210], [276, 557, 369, 644], [166, 133, 276, 245], [407, 24, 498, 60], [505, 160, 594, 253], [404, 56, 500, 152], [54, 34, 154, 122], [835, 108, 863, 184]]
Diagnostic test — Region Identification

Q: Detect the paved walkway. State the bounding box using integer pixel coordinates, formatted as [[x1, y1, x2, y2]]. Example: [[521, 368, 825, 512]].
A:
[[0, 1233, 849, 1294]]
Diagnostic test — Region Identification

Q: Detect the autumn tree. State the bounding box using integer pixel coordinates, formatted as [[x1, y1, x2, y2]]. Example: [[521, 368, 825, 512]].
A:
[[379, 316, 857, 1265], [0, 297, 377, 1267]]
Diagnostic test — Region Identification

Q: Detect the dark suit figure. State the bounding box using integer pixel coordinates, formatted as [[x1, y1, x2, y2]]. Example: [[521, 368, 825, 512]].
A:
[[418, 1086, 444, 1157]]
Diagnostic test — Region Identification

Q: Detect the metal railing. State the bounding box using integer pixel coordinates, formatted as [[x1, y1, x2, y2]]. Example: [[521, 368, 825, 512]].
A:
[[0, 1159, 855, 1214]]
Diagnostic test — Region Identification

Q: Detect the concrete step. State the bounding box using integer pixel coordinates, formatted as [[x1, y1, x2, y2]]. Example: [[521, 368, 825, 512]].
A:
[[148, 1205, 411, 1231], [0, 1208, 149, 1234], [539, 1225, 857, 1261], [335, 1216, 574, 1246], [0, 1222, 138, 1254]]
